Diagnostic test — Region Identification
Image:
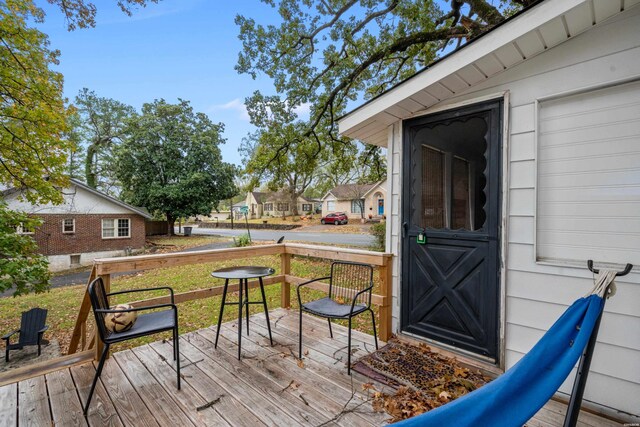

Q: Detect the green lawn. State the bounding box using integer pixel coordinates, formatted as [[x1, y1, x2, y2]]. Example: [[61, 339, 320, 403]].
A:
[[0, 248, 381, 358]]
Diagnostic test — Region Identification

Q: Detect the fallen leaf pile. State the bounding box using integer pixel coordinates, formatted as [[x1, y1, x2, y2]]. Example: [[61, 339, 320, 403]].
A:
[[357, 339, 491, 423]]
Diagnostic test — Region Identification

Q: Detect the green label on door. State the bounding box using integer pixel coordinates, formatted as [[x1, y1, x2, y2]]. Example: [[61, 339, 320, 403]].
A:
[[417, 233, 426, 245]]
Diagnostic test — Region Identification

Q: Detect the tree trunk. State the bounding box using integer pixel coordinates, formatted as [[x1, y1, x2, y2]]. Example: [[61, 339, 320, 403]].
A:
[[166, 213, 175, 236], [85, 143, 98, 188]]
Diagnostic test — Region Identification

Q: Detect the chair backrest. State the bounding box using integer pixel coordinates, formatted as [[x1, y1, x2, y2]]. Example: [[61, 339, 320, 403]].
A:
[[19, 308, 47, 345], [88, 277, 111, 341], [329, 261, 374, 306]]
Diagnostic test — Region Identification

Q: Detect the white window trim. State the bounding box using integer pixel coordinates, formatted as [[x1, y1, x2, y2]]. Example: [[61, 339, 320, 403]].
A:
[[62, 218, 75, 234], [16, 223, 35, 235], [102, 218, 131, 239]]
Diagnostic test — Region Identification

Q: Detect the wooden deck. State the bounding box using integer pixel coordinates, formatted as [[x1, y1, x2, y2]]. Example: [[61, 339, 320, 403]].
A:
[[0, 309, 622, 426]]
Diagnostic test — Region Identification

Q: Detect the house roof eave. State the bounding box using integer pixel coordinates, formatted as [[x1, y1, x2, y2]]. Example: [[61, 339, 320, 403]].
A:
[[70, 178, 153, 219], [338, 0, 601, 143]]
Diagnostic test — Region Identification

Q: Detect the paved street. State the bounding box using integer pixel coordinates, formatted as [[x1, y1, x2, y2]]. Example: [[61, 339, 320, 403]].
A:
[[187, 226, 375, 247]]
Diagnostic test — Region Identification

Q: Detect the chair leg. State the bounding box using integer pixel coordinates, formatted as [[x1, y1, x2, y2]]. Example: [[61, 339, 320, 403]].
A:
[[237, 278, 243, 360], [84, 343, 109, 415], [174, 326, 181, 390], [327, 319, 333, 338], [5, 347, 8, 363], [347, 317, 353, 375], [244, 279, 250, 336], [258, 277, 273, 345], [299, 308, 303, 359], [369, 309, 379, 350], [214, 279, 229, 349]]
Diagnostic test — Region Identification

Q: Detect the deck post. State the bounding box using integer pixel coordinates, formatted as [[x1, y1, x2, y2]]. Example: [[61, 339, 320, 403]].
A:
[[378, 257, 393, 341], [280, 253, 291, 309], [67, 266, 97, 355], [94, 274, 111, 361]]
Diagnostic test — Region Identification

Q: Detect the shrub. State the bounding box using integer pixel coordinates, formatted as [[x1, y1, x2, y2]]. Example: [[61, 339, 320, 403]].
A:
[[234, 233, 251, 247], [370, 222, 386, 252]]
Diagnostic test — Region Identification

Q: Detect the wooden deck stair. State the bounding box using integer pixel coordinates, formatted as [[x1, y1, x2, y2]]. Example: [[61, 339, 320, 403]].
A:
[[0, 309, 621, 426]]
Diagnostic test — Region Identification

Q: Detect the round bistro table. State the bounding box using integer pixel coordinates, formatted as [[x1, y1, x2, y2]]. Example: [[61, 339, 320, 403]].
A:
[[211, 266, 275, 359]]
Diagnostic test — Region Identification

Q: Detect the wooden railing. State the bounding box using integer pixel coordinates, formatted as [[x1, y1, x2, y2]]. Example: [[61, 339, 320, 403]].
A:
[[67, 243, 393, 362]]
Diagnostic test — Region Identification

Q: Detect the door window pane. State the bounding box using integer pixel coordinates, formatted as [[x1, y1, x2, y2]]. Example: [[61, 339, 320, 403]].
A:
[[422, 146, 445, 228], [452, 157, 471, 230]]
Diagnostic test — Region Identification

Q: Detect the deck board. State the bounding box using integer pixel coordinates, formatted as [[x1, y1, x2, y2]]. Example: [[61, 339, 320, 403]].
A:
[[221, 318, 391, 423], [96, 352, 159, 427], [46, 368, 87, 426], [213, 325, 378, 427], [113, 349, 196, 427], [18, 375, 51, 427], [149, 340, 267, 427], [173, 333, 304, 427], [0, 383, 17, 426], [187, 330, 332, 425], [2, 308, 626, 426], [131, 345, 231, 426], [70, 362, 124, 427]]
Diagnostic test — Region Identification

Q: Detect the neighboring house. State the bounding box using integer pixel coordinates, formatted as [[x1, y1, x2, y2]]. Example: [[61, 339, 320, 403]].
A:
[[231, 201, 247, 220], [322, 180, 387, 219], [245, 191, 267, 218], [245, 191, 316, 218], [3, 178, 152, 272], [338, 0, 640, 420]]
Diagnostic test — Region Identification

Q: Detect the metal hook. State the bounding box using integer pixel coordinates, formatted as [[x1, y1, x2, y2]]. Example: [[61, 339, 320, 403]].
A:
[[587, 260, 633, 277]]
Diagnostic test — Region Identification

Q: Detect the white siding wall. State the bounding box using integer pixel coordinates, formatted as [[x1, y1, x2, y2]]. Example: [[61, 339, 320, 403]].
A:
[[387, 6, 640, 417]]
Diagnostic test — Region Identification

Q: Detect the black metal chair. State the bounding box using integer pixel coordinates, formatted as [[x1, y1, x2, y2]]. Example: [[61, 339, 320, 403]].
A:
[[2, 308, 48, 362], [84, 277, 180, 415], [297, 261, 378, 374]]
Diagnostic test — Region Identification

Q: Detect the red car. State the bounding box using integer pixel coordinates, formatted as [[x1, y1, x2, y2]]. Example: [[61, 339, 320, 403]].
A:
[[321, 212, 348, 225]]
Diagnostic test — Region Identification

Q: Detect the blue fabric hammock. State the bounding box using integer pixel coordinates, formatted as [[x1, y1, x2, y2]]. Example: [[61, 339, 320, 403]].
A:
[[394, 290, 608, 427]]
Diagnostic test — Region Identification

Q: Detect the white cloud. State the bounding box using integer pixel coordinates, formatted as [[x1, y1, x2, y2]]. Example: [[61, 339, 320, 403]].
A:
[[293, 102, 311, 119], [208, 98, 250, 121], [208, 99, 311, 123]]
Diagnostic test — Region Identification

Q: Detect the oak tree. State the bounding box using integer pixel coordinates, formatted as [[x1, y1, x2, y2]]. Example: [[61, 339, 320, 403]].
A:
[[116, 99, 237, 235], [74, 88, 135, 194], [236, 0, 534, 168]]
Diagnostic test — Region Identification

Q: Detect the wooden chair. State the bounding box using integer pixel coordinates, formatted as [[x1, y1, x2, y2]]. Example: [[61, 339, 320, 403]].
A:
[[2, 308, 49, 362], [84, 277, 180, 415], [297, 261, 378, 374]]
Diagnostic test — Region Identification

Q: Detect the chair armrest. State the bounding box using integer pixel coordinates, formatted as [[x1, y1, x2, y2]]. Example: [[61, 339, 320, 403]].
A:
[[107, 287, 175, 304], [38, 326, 49, 334], [348, 285, 374, 314], [96, 303, 177, 314], [296, 276, 332, 305], [2, 330, 20, 341]]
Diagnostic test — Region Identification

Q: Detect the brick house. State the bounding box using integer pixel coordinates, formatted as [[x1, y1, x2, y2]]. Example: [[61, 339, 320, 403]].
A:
[[3, 179, 152, 272]]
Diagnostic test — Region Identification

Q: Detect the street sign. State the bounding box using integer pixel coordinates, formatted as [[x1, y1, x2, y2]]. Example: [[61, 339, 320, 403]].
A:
[[239, 206, 249, 215]]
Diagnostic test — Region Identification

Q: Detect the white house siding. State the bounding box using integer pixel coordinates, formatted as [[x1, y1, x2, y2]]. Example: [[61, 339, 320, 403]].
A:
[[386, 6, 640, 417]]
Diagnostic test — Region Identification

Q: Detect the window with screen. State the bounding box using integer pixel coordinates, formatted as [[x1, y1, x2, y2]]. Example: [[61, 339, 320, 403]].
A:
[[63, 218, 75, 233], [102, 218, 130, 238]]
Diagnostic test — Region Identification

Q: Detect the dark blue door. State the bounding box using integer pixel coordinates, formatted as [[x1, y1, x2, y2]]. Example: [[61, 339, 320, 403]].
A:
[[401, 99, 502, 362]]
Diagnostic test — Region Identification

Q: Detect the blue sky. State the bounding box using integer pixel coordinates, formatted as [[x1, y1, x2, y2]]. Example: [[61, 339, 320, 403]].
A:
[[38, 0, 283, 166]]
